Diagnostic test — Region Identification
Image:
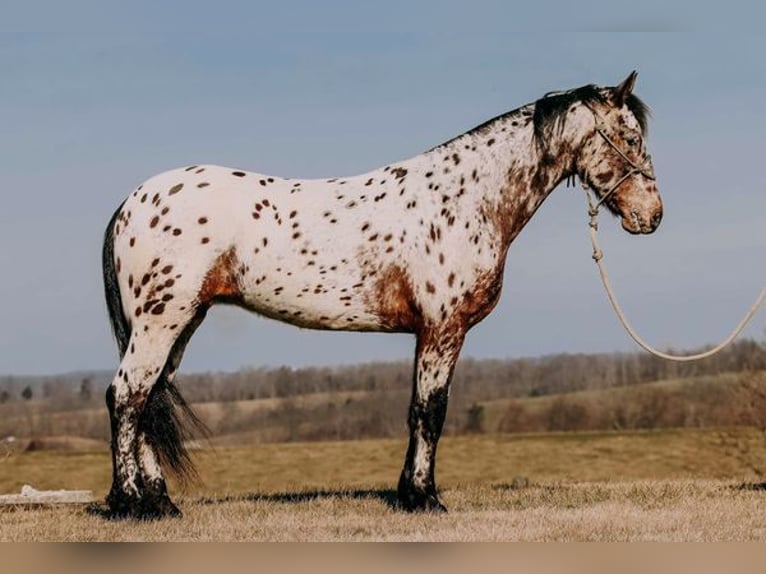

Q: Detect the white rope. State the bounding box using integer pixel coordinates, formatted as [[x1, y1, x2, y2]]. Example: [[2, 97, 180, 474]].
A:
[[584, 189, 766, 362]]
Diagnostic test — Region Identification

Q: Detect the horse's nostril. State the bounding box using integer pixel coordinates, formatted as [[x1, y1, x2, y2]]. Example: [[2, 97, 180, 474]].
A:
[[651, 210, 663, 229]]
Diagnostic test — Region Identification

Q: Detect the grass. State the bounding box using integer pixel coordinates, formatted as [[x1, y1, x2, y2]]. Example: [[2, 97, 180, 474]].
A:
[[3, 427, 766, 540], [3, 480, 766, 541], [3, 427, 765, 497]]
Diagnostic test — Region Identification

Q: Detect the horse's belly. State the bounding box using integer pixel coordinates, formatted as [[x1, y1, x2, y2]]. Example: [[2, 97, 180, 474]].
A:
[[237, 271, 387, 332]]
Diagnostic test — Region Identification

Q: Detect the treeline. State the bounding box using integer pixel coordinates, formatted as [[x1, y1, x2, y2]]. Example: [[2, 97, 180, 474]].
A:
[[175, 338, 766, 405], [0, 339, 764, 445], [1, 338, 764, 406]]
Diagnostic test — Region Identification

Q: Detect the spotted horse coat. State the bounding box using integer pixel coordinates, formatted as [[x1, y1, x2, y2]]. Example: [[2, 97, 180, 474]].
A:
[[102, 72, 662, 518]]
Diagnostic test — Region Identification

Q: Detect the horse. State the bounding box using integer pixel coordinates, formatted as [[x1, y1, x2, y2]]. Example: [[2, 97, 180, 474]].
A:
[[101, 71, 662, 518]]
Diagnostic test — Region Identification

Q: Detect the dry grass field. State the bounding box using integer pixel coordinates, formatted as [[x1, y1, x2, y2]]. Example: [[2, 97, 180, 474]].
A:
[[3, 427, 766, 541], [5, 480, 766, 542]]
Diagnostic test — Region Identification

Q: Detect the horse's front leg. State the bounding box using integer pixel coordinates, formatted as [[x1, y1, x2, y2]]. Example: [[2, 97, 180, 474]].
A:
[[398, 326, 465, 512]]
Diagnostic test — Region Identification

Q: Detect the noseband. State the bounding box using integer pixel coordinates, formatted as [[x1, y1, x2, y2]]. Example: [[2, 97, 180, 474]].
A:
[[579, 107, 656, 212]]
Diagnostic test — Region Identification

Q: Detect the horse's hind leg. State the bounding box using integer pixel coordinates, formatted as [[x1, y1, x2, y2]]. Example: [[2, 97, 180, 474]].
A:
[[397, 325, 466, 512], [134, 309, 207, 517], [106, 314, 196, 519]]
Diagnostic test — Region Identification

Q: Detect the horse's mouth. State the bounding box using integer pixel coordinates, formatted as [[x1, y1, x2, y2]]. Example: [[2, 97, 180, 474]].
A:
[[621, 211, 656, 235]]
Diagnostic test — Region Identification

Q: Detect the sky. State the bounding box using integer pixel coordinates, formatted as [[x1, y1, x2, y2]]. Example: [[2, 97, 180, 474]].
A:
[[1, 2, 765, 376]]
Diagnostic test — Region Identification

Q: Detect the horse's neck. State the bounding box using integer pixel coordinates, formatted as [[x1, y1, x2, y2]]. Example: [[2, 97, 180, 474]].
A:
[[419, 106, 573, 248]]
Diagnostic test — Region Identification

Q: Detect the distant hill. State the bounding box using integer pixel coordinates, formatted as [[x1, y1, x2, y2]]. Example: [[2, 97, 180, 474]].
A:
[[1, 339, 764, 447]]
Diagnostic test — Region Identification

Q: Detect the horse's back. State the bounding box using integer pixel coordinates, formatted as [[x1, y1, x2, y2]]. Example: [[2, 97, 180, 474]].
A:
[[110, 164, 421, 332]]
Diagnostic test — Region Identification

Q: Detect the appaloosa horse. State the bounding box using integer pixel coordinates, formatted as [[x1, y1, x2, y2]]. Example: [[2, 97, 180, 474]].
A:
[[102, 71, 662, 518]]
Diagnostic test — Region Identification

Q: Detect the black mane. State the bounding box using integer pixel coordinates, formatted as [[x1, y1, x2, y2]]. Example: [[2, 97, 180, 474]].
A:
[[431, 81, 650, 153], [533, 83, 650, 152]]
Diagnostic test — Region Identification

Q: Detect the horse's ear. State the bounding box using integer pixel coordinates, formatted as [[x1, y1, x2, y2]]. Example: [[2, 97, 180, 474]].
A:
[[613, 71, 638, 107]]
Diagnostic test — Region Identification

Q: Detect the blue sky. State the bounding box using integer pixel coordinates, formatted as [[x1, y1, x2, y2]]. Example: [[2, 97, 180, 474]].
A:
[[1, 3, 764, 375]]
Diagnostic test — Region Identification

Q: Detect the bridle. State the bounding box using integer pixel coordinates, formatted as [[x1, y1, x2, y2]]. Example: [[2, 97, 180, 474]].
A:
[[576, 105, 656, 213], [574, 107, 766, 364]]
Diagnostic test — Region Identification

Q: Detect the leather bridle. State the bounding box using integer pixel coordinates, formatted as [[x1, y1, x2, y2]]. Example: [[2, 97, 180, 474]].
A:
[[580, 107, 656, 212]]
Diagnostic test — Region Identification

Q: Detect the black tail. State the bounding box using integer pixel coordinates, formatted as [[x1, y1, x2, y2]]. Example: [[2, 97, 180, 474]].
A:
[[140, 365, 209, 484], [103, 202, 130, 357], [103, 203, 207, 484]]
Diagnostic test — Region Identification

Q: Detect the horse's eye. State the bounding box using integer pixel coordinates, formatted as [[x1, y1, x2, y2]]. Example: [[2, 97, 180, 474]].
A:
[[625, 137, 638, 147]]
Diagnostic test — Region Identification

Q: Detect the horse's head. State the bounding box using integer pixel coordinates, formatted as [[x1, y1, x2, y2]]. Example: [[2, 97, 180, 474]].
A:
[[575, 72, 662, 234]]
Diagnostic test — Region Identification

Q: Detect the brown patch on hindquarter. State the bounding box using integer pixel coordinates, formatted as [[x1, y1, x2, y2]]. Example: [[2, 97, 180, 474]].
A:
[[197, 247, 243, 304], [370, 264, 423, 332]]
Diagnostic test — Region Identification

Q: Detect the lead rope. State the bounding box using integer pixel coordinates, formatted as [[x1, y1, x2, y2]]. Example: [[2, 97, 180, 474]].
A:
[[584, 188, 766, 362]]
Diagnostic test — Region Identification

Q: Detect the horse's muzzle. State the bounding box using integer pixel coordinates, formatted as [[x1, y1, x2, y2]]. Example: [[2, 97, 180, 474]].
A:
[[622, 207, 662, 234]]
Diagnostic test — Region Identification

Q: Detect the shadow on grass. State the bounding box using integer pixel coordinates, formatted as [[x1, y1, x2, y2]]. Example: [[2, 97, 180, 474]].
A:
[[735, 481, 766, 492], [196, 488, 400, 510], [82, 488, 401, 519]]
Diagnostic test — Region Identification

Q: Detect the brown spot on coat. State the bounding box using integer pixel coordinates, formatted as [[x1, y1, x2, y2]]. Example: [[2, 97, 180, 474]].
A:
[[169, 183, 184, 195], [197, 247, 242, 304], [369, 265, 422, 332], [596, 170, 614, 184], [425, 282, 436, 294], [460, 270, 504, 329], [150, 216, 159, 228]]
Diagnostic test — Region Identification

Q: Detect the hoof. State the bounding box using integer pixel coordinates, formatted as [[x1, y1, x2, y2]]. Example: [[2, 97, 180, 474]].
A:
[[137, 493, 183, 520], [104, 488, 182, 520], [397, 486, 447, 513]]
